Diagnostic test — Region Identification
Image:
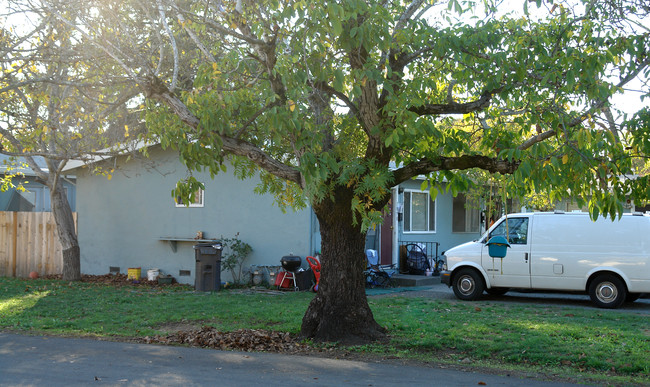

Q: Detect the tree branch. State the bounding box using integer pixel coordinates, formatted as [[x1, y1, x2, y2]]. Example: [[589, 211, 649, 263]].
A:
[[518, 57, 649, 151], [142, 76, 302, 186], [408, 88, 500, 116], [394, 0, 426, 33], [174, 8, 217, 63], [379, 0, 426, 70], [201, 17, 266, 47], [233, 100, 283, 139], [46, 5, 139, 79], [312, 81, 359, 117], [157, 0, 179, 91], [393, 155, 519, 184]]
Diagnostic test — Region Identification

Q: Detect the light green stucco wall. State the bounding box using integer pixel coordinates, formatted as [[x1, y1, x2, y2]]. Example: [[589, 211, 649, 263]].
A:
[[75, 146, 313, 284]]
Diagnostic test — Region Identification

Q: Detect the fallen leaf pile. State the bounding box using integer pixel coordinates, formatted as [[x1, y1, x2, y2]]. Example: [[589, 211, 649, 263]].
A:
[[42, 274, 183, 288], [38, 275, 305, 353], [142, 326, 306, 352]]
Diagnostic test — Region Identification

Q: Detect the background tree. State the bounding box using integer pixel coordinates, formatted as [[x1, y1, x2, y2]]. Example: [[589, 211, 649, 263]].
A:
[[1, 4, 140, 280], [40, 0, 649, 342]]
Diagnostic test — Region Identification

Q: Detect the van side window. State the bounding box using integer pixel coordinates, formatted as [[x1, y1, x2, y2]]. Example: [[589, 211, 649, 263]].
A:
[[489, 217, 529, 245]]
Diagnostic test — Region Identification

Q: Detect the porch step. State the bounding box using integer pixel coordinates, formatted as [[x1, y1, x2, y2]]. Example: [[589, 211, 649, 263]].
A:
[[391, 273, 441, 287]]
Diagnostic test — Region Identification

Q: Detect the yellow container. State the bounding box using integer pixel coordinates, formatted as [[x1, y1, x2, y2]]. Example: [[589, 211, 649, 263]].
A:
[[127, 267, 141, 280]]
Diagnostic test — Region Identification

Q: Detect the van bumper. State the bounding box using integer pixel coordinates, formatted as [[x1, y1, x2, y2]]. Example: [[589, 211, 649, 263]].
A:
[[440, 270, 451, 286]]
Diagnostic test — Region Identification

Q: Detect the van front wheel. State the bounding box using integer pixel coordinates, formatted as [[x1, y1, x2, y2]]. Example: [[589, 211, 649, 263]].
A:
[[589, 274, 627, 309], [452, 268, 484, 301]]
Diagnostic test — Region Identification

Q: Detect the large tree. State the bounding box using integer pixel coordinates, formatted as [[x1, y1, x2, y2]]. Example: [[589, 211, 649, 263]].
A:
[[41, 0, 649, 342], [1, 4, 139, 280]]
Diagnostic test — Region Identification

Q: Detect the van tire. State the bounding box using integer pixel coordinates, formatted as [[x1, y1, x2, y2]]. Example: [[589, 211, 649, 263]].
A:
[[588, 274, 627, 309], [452, 268, 484, 301]]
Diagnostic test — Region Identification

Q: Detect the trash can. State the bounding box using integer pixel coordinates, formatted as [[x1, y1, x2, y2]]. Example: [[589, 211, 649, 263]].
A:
[[295, 269, 313, 291], [194, 242, 222, 291]]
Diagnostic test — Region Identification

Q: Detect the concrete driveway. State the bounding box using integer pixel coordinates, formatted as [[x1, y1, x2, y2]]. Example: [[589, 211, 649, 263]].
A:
[[369, 282, 650, 314]]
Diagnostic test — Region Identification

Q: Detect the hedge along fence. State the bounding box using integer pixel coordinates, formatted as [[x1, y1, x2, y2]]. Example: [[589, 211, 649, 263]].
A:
[[0, 212, 77, 277]]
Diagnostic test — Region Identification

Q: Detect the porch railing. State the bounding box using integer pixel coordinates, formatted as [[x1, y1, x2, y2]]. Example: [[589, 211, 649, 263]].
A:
[[398, 241, 440, 274]]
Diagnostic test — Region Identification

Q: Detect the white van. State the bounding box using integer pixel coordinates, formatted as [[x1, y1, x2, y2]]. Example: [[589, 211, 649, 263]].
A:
[[440, 211, 650, 308]]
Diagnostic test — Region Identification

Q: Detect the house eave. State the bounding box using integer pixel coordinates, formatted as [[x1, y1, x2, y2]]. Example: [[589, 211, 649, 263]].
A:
[[62, 140, 155, 172]]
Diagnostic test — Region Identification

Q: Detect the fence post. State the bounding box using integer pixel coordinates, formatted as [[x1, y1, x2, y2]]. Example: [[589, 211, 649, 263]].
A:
[[12, 211, 17, 277]]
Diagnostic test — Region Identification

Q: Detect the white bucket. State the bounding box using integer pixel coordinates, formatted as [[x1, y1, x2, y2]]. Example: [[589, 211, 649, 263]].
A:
[[147, 269, 160, 281]]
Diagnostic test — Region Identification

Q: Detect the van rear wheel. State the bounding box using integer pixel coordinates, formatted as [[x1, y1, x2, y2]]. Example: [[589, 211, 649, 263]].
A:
[[589, 274, 627, 309], [452, 268, 484, 301]]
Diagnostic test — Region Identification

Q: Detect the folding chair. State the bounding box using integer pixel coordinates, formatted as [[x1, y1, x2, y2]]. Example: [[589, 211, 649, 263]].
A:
[[364, 249, 396, 288]]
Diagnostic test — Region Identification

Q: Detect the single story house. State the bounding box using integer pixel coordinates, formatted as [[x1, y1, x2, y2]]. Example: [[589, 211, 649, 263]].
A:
[[64, 145, 509, 284], [64, 145, 316, 284]]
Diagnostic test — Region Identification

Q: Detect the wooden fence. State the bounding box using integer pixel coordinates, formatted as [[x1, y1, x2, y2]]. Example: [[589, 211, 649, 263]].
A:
[[0, 212, 77, 278]]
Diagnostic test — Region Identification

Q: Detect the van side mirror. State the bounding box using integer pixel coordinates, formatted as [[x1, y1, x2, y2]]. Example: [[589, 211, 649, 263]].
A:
[[486, 236, 510, 258]]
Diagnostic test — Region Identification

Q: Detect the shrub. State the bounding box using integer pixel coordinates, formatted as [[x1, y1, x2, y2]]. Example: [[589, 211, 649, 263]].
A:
[[220, 233, 253, 284]]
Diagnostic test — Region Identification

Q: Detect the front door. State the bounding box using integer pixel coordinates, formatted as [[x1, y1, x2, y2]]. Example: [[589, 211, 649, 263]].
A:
[[481, 216, 532, 288]]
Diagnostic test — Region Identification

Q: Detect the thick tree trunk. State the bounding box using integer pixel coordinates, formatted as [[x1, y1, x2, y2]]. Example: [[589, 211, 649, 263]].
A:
[[50, 182, 81, 281], [301, 186, 387, 343]]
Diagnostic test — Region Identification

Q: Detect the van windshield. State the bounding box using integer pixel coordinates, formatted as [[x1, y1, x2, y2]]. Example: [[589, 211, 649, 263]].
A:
[[485, 217, 529, 245]]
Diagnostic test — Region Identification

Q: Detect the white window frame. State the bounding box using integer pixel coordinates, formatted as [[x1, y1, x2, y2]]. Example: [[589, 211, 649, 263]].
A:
[[403, 189, 436, 234], [175, 188, 205, 208]]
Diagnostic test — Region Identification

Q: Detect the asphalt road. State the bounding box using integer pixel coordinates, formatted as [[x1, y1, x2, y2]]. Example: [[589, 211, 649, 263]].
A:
[[0, 332, 584, 387]]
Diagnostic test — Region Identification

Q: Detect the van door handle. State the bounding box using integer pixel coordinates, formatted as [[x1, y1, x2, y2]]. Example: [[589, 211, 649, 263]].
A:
[[524, 253, 529, 262]]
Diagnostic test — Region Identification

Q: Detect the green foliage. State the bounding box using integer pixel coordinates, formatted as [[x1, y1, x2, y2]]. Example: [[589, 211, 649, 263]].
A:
[[220, 233, 253, 285], [0, 175, 12, 192], [171, 176, 204, 207], [0, 159, 27, 193], [72, 0, 648, 224]]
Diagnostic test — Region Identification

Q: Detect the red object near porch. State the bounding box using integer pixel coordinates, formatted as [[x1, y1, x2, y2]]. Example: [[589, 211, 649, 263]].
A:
[[306, 256, 321, 292]]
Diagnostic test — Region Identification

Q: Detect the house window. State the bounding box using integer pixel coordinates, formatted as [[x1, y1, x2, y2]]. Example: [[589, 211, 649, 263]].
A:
[[403, 190, 435, 232], [452, 193, 480, 233], [175, 188, 204, 208]]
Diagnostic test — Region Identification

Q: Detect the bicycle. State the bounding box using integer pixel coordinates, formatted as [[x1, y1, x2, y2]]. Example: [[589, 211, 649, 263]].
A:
[[431, 255, 446, 276]]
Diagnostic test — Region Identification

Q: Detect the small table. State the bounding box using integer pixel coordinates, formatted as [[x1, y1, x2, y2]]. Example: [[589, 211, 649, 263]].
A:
[[158, 237, 220, 253]]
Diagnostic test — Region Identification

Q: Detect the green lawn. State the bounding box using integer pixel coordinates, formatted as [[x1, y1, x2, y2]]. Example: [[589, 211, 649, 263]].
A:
[[1, 277, 648, 385]]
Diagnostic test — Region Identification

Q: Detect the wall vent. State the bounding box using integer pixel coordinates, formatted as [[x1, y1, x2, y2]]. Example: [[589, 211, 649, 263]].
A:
[[179, 270, 191, 276], [109, 266, 120, 274]]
